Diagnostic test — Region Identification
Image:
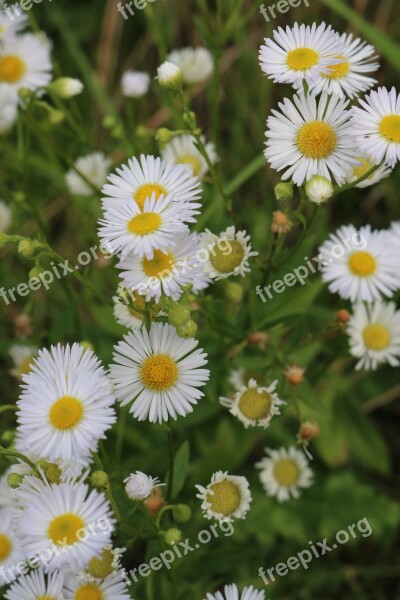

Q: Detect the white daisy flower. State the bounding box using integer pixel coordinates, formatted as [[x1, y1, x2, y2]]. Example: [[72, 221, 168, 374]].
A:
[[15, 476, 115, 571], [0, 32, 52, 94], [256, 446, 313, 502], [305, 175, 334, 203], [66, 152, 111, 196], [0, 84, 18, 133], [347, 301, 400, 370], [259, 22, 343, 89], [161, 133, 218, 178], [16, 343, 116, 467], [345, 152, 392, 188], [199, 226, 258, 280], [0, 507, 23, 585], [220, 378, 285, 429], [195, 471, 252, 522], [319, 224, 400, 302], [9, 343, 37, 378], [63, 572, 131, 600], [352, 86, 400, 168], [310, 32, 379, 99], [204, 584, 265, 600], [116, 232, 208, 302], [0, 197, 12, 230], [101, 154, 202, 211], [166, 47, 213, 85], [113, 296, 144, 330], [109, 322, 210, 423], [87, 545, 126, 579], [98, 192, 195, 259], [4, 569, 64, 600], [124, 471, 164, 501], [265, 92, 358, 186], [121, 69, 150, 97], [0, 10, 28, 41]]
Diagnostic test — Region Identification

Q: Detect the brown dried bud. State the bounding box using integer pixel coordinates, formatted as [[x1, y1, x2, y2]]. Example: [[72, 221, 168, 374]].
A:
[[284, 364, 306, 386]]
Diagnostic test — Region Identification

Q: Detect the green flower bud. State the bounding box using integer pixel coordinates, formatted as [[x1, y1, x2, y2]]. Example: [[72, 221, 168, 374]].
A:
[[224, 282, 244, 304], [90, 470, 109, 490], [48, 108, 65, 125], [176, 319, 197, 339], [7, 472, 24, 489], [29, 266, 43, 279], [156, 128, 174, 144], [164, 527, 183, 545], [18, 239, 37, 258], [274, 181, 294, 202], [168, 302, 191, 327], [1, 431, 15, 445], [172, 504, 192, 524], [45, 463, 62, 484], [102, 115, 117, 129], [48, 77, 84, 99], [157, 61, 183, 93]]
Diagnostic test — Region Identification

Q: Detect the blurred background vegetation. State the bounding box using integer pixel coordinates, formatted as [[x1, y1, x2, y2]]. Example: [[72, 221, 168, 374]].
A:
[[1, 0, 400, 598]]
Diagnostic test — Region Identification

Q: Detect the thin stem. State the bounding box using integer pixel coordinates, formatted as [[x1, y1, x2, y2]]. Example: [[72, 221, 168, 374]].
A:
[[0, 447, 39, 474], [166, 425, 174, 500], [333, 164, 380, 194], [0, 405, 17, 415]]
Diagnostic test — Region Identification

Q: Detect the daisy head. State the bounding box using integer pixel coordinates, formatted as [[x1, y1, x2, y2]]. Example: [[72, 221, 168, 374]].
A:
[[166, 47, 213, 85], [63, 572, 131, 600], [9, 343, 37, 379], [109, 322, 210, 423], [124, 471, 164, 501], [161, 133, 218, 178], [204, 584, 265, 600], [66, 152, 111, 196], [101, 154, 202, 210], [345, 152, 392, 189], [352, 86, 400, 168], [256, 446, 313, 502], [196, 471, 252, 522], [310, 32, 379, 99], [347, 301, 400, 370], [16, 343, 116, 467], [15, 476, 115, 571], [259, 22, 343, 89], [265, 92, 358, 186], [0, 83, 18, 133], [121, 69, 150, 97], [199, 226, 258, 280], [0, 507, 23, 585], [4, 569, 64, 600], [0, 32, 52, 93], [319, 225, 400, 302], [220, 378, 285, 429]]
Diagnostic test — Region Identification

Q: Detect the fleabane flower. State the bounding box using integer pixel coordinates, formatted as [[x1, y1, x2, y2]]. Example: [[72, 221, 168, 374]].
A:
[[347, 301, 400, 370], [4, 569, 64, 600], [124, 471, 164, 501], [220, 378, 285, 429], [113, 294, 144, 330], [121, 69, 150, 97], [66, 152, 111, 196], [157, 60, 183, 92], [0, 84, 18, 133], [199, 226, 258, 280], [0, 32, 52, 94], [204, 584, 265, 600], [166, 47, 213, 85], [109, 323, 210, 423], [99, 193, 195, 259], [352, 86, 400, 167], [265, 92, 358, 186], [87, 545, 126, 579], [101, 154, 201, 210], [0, 11, 28, 41], [48, 77, 84, 98], [16, 343, 116, 467], [310, 33, 379, 99], [196, 471, 252, 522], [256, 446, 313, 502], [9, 343, 37, 379], [345, 152, 392, 188], [63, 572, 131, 600], [259, 22, 343, 89], [0, 507, 23, 584], [161, 133, 218, 178], [319, 224, 400, 302], [305, 175, 334, 203]]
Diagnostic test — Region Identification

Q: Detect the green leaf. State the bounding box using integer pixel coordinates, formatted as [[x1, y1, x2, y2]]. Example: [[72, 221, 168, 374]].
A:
[[171, 441, 190, 499]]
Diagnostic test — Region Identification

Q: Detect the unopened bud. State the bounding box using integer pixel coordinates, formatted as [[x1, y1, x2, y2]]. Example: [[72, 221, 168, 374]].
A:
[[45, 463, 62, 484], [225, 282, 244, 304], [48, 77, 84, 99], [172, 504, 192, 524], [18, 239, 37, 258], [164, 528, 183, 545], [168, 303, 191, 327], [176, 319, 197, 338], [336, 309, 350, 324], [157, 61, 183, 93], [284, 365, 305, 386], [274, 181, 294, 202], [156, 128, 174, 144], [7, 472, 24, 489], [90, 470, 109, 490], [298, 420, 320, 441]]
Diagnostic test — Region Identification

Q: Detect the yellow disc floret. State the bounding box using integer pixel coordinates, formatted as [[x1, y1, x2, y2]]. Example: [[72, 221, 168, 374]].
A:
[[0, 55, 26, 84], [207, 480, 241, 516], [140, 354, 178, 391], [238, 389, 272, 421], [0, 534, 12, 561], [142, 249, 175, 278], [286, 48, 319, 71], [379, 115, 400, 143], [127, 212, 162, 236], [348, 251, 377, 277], [49, 396, 83, 430], [134, 184, 167, 211], [273, 459, 300, 487], [48, 513, 85, 546], [363, 324, 391, 350], [210, 241, 245, 274], [297, 121, 337, 159]]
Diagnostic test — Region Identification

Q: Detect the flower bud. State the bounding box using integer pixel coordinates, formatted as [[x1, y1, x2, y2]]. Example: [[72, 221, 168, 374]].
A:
[[7, 472, 24, 489], [156, 128, 174, 144], [274, 181, 294, 202], [271, 210, 292, 235], [284, 364, 305, 386], [29, 266, 43, 279], [164, 528, 183, 545], [224, 282, 244, 304], [1, 431, 15, 445], [157, 61, 183, 92], [79, 341, 94, 353], [90, 470, 109, 490], [336, 309, 350, 324], [18, 239, 37, 258], [48, 77, 84, 98], [176, 319, 197, 338], [305, 175, 334, 204], [298, 420, 320, 441], [168, 303, 191, 327], [172, 504, 192, 524]]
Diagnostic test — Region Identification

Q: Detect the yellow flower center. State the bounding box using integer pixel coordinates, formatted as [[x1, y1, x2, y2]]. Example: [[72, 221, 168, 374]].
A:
[[323, 56, 350, 79], [18, 355, 34, 376], [127, 212, 162, 236], [88, 548, 115, 579], [379, 115, 400, 143], [348, 251, 377, 277], [134, 183, 167, 211], [37, 596, 57, 600], [176, 155, 202, 177], [140, 354, 178, 391], [48, 513, 85, 546], [363, 324, 391, 350], [286, 47, 319, 71], [142, 249, 175, 278], [0, 54, 26, 83], [238, 389, 272, 420], [207, 480, 241, 516], [49, 396, 83, 430], [0, 534, 12, 562], [352, 157, 374, 180], [75, 585, 104, 600], [210, 240, 245, 274], [273, 459, 300, 487], [297, 121, 337, 159]]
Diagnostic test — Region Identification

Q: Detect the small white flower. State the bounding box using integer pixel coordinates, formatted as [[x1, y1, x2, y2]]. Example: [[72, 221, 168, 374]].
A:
[[256, 446, 313, 502], [196, 471, 252, 522], [220, 378, 285, 429], [347, 301, 400, 370], [204, 584, 265, 600], [49, 77, 84, 98], [0, 507, 24, 585], [0, 198, 12, 231], [167, 47, 213, 85], [66, 152, 111, 196], [0, 11, 28, 42], [161, 133, 218, 178], [63, 571, 131, 600], [121, 69, 150, 97], [4, 569, 64, 600], [0, 84, 18, 133], [345, 152, 392, 188], [124, 471, 164, 500], [199, 226, 258, 280], [9, 343, 37, 379], [157, 60, 183, 91], [0, 32, 52, 94], [113, 295, 144, 330], [305, 175, 334, 203]]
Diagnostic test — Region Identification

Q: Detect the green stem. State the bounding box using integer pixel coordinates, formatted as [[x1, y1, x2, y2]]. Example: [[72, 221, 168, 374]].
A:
[[333, 164, 380, 194], [0, 405, 17, 415], [166, 425, 174, 500], [0, 447, 39, 474], [155, 504, 174, 529]]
